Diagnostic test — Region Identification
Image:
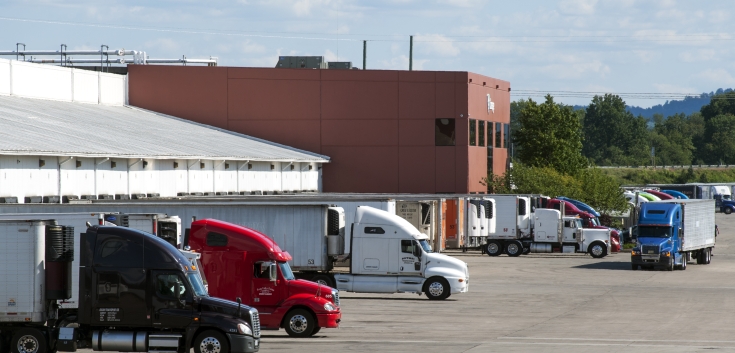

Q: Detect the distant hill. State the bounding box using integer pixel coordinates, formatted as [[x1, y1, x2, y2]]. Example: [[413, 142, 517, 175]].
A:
[[573, 88, 733, 118]]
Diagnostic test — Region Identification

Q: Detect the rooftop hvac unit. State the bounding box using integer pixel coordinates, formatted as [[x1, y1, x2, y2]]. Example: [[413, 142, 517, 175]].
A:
[[276, 56, 327, 69], [327, 61, 353, 70]]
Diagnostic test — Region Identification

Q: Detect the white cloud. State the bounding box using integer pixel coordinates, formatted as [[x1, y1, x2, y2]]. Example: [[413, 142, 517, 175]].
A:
[[558, 0, 598, 15], [379, 55, 427, 70], [679, 49, 716, 63], [695, 69, 735, 86], [537, 55, 610, 79], [436, 0, 484, 8], [652, 83, 696, 94], [415, 34, 460, 57]]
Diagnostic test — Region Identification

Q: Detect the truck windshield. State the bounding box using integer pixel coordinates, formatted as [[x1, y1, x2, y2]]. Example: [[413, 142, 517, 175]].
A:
[[279, 262, 296, 280], [187, 272, 209, 297], [638, 226, 672, 238], [418, 239, 433, 253]]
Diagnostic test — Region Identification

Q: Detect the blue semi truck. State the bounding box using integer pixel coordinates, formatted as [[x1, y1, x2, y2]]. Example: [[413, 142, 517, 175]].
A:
[[631, 199, 715, 271]]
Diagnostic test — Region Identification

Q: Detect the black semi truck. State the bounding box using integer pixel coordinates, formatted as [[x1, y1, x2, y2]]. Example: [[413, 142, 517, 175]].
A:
[[0, 220, 260, 353]]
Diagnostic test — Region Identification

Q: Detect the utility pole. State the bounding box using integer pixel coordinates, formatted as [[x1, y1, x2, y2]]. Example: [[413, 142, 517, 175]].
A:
[[409, 35, 413, 71], [363, 40, 366, 70]]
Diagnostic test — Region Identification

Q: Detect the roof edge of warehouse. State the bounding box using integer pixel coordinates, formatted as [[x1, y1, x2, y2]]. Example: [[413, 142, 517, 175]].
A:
[[125, 105, 330, 162]]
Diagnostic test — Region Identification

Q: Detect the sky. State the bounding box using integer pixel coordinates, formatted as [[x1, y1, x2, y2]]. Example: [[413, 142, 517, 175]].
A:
[[0, 0, 733, 108]]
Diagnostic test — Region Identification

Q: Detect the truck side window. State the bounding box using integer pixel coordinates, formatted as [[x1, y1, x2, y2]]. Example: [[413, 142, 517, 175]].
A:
[[94, 235, 144, 268], [206, 232, 228, 246], [401, 240, 414, 254], [253, 262, 271, 279], [97, 273, 120, 302], [365, 227, 385, 234], [156, 274, 186, 299]]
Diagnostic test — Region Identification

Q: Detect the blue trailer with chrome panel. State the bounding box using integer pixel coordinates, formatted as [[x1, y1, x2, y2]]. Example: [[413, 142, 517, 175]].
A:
[[631, 199, 715, 271]]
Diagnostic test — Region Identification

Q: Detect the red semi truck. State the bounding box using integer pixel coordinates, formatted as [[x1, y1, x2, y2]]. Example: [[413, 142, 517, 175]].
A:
[[545, 199, 621, 252], [188, 219, 341, 338]]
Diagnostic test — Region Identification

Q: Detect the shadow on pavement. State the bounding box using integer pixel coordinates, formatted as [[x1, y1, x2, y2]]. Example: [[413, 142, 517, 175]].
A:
[[573, 261, 632, 271]]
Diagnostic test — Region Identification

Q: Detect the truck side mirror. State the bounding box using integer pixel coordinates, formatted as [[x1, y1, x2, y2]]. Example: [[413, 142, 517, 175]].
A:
[[269, 263, 277, 282]]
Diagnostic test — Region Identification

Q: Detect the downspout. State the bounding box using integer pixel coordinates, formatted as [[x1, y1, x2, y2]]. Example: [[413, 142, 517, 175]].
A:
[[128, 158, 142, 197], [237, 161, 249, 194], [58, 157, 74, 204]]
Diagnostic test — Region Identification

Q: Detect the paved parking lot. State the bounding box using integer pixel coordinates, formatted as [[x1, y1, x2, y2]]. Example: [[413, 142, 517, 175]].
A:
[[263, 213, 735, 352]]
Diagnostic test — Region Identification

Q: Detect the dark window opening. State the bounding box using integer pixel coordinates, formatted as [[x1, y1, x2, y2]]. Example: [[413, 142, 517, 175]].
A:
[[401, 240, 415, 254], [364, 227, 385, 234], [206, 232, 228, 247], [469, 119, 477, 146], [435, 119, 455, 146], [487, 123, 494, 149], [478, 121, 485, 146], [503, 123, 510, 148], [155, 274, 186, 299], [495, 123, 502, 148], [487, 147, 494, 175], [519, 199, 527, 216], [254, 262, 272, 279]]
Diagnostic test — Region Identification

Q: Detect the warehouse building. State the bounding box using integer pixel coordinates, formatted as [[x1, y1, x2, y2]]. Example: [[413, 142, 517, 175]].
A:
[[127, 61, 511, 194], [0, 58, 328, 202]]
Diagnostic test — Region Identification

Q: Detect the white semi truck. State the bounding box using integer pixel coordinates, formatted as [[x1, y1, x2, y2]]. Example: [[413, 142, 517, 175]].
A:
[[486, 196, 611, 258]]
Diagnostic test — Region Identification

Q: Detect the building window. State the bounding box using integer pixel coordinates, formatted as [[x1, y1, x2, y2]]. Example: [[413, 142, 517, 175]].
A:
[[495, 122, 502, 148], [469, 119, 477, 146], [435, 118, 456, 146], [487, 146, 494, 175], [478, 121, 485, 147], [504, 123, 510, 149], [488, 122, 493, 148]]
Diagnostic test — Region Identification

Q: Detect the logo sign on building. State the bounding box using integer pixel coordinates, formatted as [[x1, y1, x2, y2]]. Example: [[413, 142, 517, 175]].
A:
[[487, 94, 495, 113]]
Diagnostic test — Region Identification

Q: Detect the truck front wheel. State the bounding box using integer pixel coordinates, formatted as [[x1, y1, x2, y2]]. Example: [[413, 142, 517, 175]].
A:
[[725, 207, 732, 215], [194, 330, 229, 353], [588, 242, 607, 259], [424, 277, 451, 300], [11, 328, 46, 353], [284, 309, 316, 337], [485, 241, 503, 257]]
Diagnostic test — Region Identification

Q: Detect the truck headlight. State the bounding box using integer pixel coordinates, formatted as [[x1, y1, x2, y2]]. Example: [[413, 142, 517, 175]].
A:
[[661, 251, 670, 257], [323, 303, 335, 311], [237, 323, 252, 335], [631, 250, 639, 256]]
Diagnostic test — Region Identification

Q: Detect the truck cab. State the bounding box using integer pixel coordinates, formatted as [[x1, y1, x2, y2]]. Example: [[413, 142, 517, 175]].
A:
[[188, 219, 341, 337], [631, 202, 685, 270], [334, 206, 469, 300], [546, 199, 620, 252]]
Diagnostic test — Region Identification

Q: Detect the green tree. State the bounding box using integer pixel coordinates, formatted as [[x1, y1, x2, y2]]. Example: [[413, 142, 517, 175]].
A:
[[703, 114, 735, 164], [575, 168, 629, 214], [513, 95, 587, 175], [650, 113, 695, 165], [701, 91, 735, 121], [583, 94, 650, 166]]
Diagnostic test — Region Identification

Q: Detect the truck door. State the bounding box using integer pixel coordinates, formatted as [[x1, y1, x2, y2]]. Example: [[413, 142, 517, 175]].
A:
[[149, 271, 193, 329], [399, 240, 422, 276], [251, 261, 282, 313]]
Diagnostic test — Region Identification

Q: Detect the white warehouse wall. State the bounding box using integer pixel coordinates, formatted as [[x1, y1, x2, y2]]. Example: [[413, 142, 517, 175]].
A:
[[0, 155, 321, 202], [0, 58, 126, 105]]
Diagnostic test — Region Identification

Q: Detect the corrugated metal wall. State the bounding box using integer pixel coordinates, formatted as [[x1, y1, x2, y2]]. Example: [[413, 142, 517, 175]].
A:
[[0, 155, 321, 202]]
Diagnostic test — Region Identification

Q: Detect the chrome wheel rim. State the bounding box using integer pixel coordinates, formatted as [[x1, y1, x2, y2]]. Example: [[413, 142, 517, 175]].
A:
[[200, 336, 222, 353], [17, 335, 39, 353], [487, 243, 499, 254], [428, 281, 444, 297], [507, 243, 519, 255], [591, 245, 603, 257], [316, 279, 328, 286], [289, 314, 309, 334]]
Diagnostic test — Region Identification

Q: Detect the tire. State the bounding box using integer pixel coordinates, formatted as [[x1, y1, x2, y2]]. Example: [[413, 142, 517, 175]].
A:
[[631, 264, 639, 271], [505, 241, 522, 257], [588, 242, 607, 259], [667, 257, 674, 271], [705, 248, 712, 264], [311, 327, 321, 336], [423, 277, 451, 300], [725, 207, 733, 215], [11, 328, 46, 353], [312, 274, 335, 288], [485, 241, 503, 257], [284, 309, 316, 337], [194, 330, 229, 353], [680, 255, 687, 270]]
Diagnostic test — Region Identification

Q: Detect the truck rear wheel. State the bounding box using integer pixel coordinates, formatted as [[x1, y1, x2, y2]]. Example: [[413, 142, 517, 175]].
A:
[[486, 241, 503, 257], [725, 207, 732, 214], [588, 242, 607, 259], [11, 328, 46, 353], [194, 330, 229, 353], [505, 241, 522, 257], [705, 248, 712, 264], [312, 274, 335, 288], [284, 309, 316, 337], [424, 277, 450, 300]]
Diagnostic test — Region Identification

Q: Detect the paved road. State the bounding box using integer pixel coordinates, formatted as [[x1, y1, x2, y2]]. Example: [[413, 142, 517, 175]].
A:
[[262, 213, 735, 352]]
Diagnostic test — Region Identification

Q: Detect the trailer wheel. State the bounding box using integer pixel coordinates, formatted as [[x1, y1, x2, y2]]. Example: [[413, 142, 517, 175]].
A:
[[485, 241, 503, 257], [631, 264, 639, 271], [284, 309, 316, 337], [194, 330, 229, 353], [705, 248, 712, 264], [11, 328, 46, 353], [588, 242, 607, 259], [312, 274, 335, 288], [423, 277, 451, 300], [505, 241, 522, 257]]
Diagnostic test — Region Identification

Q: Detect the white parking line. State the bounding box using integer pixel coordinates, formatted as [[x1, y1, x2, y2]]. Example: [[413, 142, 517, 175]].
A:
[[498, 336, 735, 344]]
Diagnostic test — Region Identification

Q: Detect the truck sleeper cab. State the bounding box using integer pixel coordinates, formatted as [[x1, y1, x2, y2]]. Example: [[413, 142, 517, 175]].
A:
[[334, 206, 469, 300], [188, 219, 341, 338]]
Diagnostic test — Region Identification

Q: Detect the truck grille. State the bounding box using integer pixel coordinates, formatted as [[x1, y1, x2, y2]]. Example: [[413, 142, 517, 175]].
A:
[[249, 309, 261, 338], [642, 245, 659, 255]]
